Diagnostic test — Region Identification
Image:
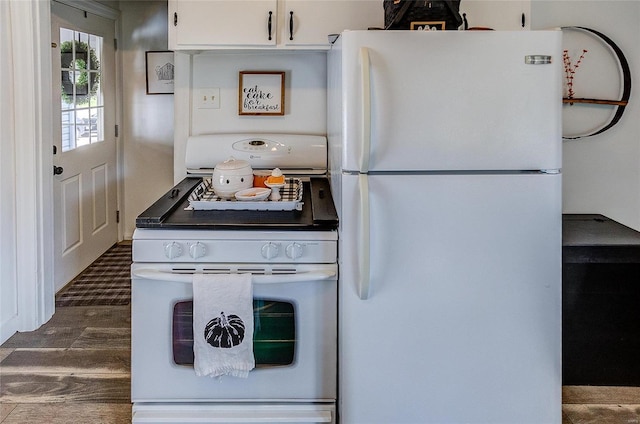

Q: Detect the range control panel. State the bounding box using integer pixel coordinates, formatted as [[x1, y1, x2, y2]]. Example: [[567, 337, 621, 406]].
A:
[[133, 239, 337, 264]]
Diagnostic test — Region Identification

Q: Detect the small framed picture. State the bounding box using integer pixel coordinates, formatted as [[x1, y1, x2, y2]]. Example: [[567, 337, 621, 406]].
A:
[[146, 51, 174, 95], [238, 71, 285, 116], [410, 21, 446, 31]]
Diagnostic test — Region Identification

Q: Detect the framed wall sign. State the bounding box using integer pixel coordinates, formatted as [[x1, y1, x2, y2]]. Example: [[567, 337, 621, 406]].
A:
[[146, 51, 174, 94], [410, 21, 446, 31], [238, 71, 285, 116]]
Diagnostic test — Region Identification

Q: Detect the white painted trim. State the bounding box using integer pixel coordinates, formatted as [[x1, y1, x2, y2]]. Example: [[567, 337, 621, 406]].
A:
[[0, 0, 19, 344], [173, 52, 192, 184], [53, 0, 120, 20], [36, 0, 56, 326], [7, 0, 54, 338], [115, 13, 125, 242]]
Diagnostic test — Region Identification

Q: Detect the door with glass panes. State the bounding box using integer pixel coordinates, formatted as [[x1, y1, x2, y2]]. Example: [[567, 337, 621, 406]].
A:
[[51, 1, 117, 291]]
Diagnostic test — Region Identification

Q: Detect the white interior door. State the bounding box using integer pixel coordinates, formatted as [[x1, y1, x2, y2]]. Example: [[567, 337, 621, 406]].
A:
[[51, 2, 117, 291]]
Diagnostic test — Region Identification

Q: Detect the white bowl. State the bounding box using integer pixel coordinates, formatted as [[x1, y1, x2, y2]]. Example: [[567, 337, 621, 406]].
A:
[[234, 187, 271, 201]]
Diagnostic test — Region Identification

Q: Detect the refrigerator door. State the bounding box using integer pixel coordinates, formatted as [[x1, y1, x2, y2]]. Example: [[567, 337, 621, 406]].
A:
[[338, 172, 562, 424], [339, 30, 562, 172]]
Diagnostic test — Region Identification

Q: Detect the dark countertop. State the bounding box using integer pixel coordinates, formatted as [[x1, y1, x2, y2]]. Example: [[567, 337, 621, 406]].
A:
[[563, 214, 640, 263]]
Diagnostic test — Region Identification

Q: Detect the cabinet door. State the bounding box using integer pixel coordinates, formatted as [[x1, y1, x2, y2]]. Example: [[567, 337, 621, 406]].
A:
[[283, 0, 383, 47], [170, 0, 278, 48], [460, 0, 530, 30]]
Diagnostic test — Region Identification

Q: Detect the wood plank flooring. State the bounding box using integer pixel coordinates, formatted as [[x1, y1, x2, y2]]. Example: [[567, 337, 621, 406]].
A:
[[563, 386, 640, 424], [0, 306, 131, 423], [2, 304, 640, 423]]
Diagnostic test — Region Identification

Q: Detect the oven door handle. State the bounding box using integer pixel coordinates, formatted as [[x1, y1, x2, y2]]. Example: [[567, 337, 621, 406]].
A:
[[132, 268, 336, 284]]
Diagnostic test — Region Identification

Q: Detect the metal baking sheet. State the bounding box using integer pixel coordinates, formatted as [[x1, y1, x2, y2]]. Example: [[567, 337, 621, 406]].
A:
[[187, 177, 303, 211]]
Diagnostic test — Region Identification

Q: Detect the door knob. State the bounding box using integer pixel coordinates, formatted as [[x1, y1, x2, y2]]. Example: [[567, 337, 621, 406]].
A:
[[53, 166, 64, 175]]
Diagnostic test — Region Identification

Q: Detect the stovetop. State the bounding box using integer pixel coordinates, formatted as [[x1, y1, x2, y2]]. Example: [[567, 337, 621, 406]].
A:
[[136, 177, 338, 231]]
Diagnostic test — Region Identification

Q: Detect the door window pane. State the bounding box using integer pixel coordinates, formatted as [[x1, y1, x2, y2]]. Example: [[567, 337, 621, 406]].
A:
[[59, 28, 104, 152]]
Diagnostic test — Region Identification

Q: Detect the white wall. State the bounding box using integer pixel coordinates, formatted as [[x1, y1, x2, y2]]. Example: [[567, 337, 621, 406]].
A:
[[191, 52, 327, 136], [532, 1, 640, 231], [174, 51, 327, 180], [120, 0, 175, 239]]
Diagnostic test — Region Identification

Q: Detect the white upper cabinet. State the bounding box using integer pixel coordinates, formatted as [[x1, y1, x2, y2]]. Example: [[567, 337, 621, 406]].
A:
[[170, 0, 278, 48], [459, 1, 531, 30], [169, 0, 383, 50], [168, 0, 529, 50], [282, 0, 383, 47]]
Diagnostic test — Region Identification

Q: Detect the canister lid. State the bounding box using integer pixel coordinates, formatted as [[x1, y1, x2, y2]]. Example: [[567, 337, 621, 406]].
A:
[[214, 157, 251, 171]]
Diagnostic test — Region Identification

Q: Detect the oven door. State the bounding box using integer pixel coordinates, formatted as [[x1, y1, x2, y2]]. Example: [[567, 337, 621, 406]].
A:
[[131, 263, 337, 403]]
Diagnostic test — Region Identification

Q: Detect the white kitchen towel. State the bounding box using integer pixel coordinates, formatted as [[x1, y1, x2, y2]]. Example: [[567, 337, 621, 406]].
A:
[[192, 273, 255, 378]]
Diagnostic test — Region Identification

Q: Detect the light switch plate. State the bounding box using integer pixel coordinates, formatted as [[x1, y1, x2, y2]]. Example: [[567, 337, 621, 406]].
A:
[[196, 88, 220, 109]]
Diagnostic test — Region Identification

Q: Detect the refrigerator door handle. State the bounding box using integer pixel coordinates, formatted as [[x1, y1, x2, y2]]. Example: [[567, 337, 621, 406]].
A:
[[358, 173, 371, 300], [359, 47, 371, 173]]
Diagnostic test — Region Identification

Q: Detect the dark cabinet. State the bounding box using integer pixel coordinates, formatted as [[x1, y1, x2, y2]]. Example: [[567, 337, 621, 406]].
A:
[[563, 214, 640, 386]]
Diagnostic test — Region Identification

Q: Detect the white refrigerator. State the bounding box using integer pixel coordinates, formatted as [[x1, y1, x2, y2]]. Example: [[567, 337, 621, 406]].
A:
[[327, 31, 562, 423]]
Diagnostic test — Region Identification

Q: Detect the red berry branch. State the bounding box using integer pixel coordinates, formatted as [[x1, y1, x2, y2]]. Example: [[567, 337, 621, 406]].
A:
[[563, 49, 588, 100]]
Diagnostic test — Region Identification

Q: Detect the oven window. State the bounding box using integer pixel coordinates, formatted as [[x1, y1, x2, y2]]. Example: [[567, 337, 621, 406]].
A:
[[173, 300, 295, 367]]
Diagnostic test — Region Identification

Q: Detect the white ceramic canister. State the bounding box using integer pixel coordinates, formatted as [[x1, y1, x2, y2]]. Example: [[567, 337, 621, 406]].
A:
[[211, 157, 253, 198]]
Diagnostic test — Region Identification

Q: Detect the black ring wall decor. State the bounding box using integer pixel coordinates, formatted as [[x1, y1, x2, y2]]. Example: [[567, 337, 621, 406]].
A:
[[561, 26, 632, 140]]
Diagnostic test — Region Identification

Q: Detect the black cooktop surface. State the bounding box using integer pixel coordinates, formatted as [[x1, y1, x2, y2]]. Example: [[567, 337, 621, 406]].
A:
[[136, 177, 338, 231]]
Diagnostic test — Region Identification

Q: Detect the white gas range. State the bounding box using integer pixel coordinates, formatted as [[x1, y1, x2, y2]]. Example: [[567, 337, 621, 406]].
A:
[[131, 134, 338, 423]]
